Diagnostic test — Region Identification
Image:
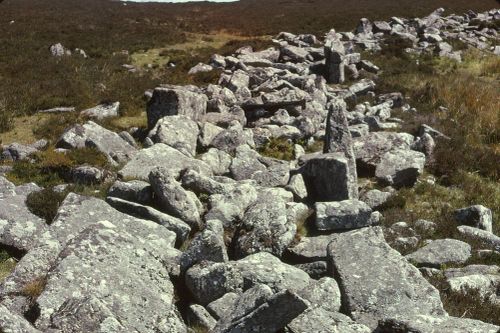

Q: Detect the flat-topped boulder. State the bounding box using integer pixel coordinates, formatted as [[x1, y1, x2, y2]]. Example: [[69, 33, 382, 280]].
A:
[[147, 85, 208, 129], [118, 143, 212, 181], [56, 121, 136, 166], [378, 315, 499, 333], [327, 227, 446, 329]]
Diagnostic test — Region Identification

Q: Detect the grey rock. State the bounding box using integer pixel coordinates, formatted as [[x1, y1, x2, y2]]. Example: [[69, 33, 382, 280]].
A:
[[375, 149, 426, 188], [0, 305, 41, 333], [353, 132, 414, 174], [0, 192, 48, 252], [235, 191, 295, 258], [49, 43, 71, 57], [180, 220, 228, 273], [205, 182, 258, 227], [148, 115, 199, 157], [56, 121, 136, 166], [80, 102, 120, 120], [288, 308, 371, 333], [146, 86, 207, 129], [315, 200, 376, 231], [186, 304, 217, 330], [285, 174, 308, 201], [105, 196, 191, 244], [454, 205, 493, 233], [188, 63, 213, 75], [108, 180, 152, 205], [324, 99, 358, 199], [207, 292, 240, 320], [199, 148, 232, 176], [457, 226, 500, 251], [34, 220, 186, 332], [149, 167, 201, 229], [327, 227, 446, 330], [405, 239, 471, 268], [288, 234, 336, 261], [119, 143, 212, 181], [185, 252, 311, 305], [70, 165, 112, 185], [299, 153, 356, 201], [378, 315, 499, 333], [360, 189, 391, 209], [213, 285, 308, 333]]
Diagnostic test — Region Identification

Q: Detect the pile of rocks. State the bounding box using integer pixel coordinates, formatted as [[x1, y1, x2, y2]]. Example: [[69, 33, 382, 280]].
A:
[[0, 8, 498, 333]]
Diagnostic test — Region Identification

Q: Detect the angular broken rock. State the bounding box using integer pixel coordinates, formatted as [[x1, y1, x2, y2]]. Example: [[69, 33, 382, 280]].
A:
[[288, 307, 371, 333], [378, 315, 499, 333], [149, 167, 202, 229], [0, 187, 48, 252], [299, 153, 357, 201], [105, 196, 191, 245], [146, 85, 207, 129], [315, 200, 377, 231], [119, 143, 212, 181], [108, 180, 152, 205], [327, 227, 446, 330], [457, 226, 500, 251], [375, 148, 426, 188], [324, 99, 358, 199], [405, 239, 471, 268], [56, 121, 136, 166], [213, 285, 308, 333], [454, 205, 493, 233], [234, 191, 296, 258], [180, 219, 228, 273], [34, 220, 186, 332], [185, 252, 311, 305], [147, 115, 199, 157]]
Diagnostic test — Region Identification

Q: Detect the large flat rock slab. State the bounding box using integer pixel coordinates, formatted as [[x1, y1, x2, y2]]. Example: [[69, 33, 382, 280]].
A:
[[119, 143, 212, 181], [327, 227, 446, 329]]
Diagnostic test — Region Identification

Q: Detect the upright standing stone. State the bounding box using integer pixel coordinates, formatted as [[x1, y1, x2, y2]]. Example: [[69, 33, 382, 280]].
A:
[[324, 99, 358, 199], [324, 30, 346, 84]]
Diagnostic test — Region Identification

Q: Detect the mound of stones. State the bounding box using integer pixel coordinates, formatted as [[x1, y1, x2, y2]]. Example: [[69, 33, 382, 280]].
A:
[[0, 7, 499, 333]]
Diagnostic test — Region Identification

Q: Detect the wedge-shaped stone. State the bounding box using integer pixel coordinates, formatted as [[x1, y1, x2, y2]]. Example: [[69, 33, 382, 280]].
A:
[[327, 227, 446, 330]]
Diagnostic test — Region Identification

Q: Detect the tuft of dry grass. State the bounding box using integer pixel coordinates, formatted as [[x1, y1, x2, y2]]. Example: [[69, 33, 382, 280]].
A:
[[21, 277, 47, 300]]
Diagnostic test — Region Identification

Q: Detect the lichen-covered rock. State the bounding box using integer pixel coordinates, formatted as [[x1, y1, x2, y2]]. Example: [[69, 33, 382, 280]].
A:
[[457, 226, 500, 251], [108, 180, 152, 205], [180, 220, 228, 273], [56, 121, 136, 166], [324, 99, 358, 199], [327, 227, 446, 330], [147, 115, 199, 157], [454, 205, 493, 233], [149, 167, 202, 229], [288, 308, 371, 333], [0, 305, 41, 333], [146, 85, 207, 129], [234, 191, 295, 258], [375, 149, 426, 188], [299, 153, 356, 201], [315, 200, 377, 231], [185, 252, 311, 305], [119, 143, 212, 181], [378, 315, 499, 333], [80, 102, 120, 120], [106, 196, 191, 245], [405, 239, 471, 268], [34, 220, 186, 332], [0, 190, 47, 252]]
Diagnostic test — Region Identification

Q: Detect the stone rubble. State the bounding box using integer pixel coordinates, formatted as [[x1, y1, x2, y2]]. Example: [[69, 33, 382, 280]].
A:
[[0, 7, 499, 333]]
